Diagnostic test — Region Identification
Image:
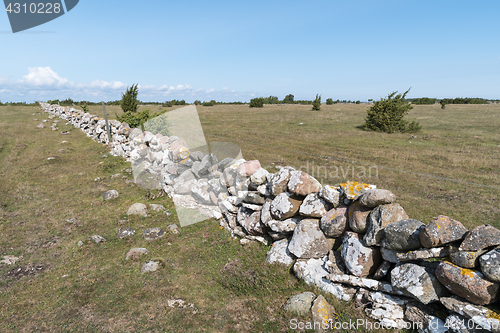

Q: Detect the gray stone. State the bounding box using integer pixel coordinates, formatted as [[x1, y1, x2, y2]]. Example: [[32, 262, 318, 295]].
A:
[[166, 223, 180, 235], [299, 193, 329, 218], [288, 219, 337, 259], [268, 217, 301, 233], [126, 203, 148, 217], [36, 122, 44, 129], [266, 239, 295, 266], [116, 227, 135, 239], [391, 263, 447, 304], [260, 199, 273, 226], [89, 235, 106, 244], [141, 259, 164, 274], [358, 189, 396, 208], [381, 246, 450, 263], [479, 248, 500, 282], [325, 250, 346, 275], [237, 207, 265, 236], [126, 248, 150, 260], [250, 167, 269, 185], [382, 219, 424, 251], [148, 204, 165, 212], [102, 189, 119, 200], [341, 231, 381, 277], [363, 203, 409, 246], [282, 292, 316, 315], [270, 192, 302, 220], [420, 215, 468, 248], [372, 260, 391, 280], [319, 185, 340, 206], [270, 166, 294, 196], [287, 170, 322, 196], [365, 292, 408, 329], [173, 170, 197, 195], [460, 225, 500, 252], [243, 191, 265, 205], [319, 205, 349, 238], [189, 151, 206, 162], [143, 227, 165, 241], [450, 248, 486, 269], [191, 179, 212, 204], [440, 296, 500, 333]]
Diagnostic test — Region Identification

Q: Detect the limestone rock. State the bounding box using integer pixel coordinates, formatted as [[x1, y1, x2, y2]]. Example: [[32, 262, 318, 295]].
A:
[[143, 227, 165, 241], [288, 219, 336, 259], [270, 166, 294, 196], [420, 215, 468, 248], [191, 179, 212, 204], [363, 203, 408, 246], [116, 227, 135, 239], [36, 122, 44, 129], [126, 248, 150, 260], [250, 167, 269, 185], [348, 201, 372, 233], [319, 205, 349, 238], [148, 204, 165, 212], [102, 189, 119, 200], [435, 261, 499, 305], [391, 263, 447, 304], [282, 292, 316, 315], [311, 295, 335, 333], [341, 231, 381, 277], [266, 239, 295, 266], [89, 235, 106, 244], [270, 192, 302, 220], [358, 189, 396, 208], [237, 207, 265, 236], [340, 181, 376, 200], [287, 171, 322, 196], [170, 139, 190, 162], [382, 219, 424, 251], [459, 225, 500, 252], [479, 249, 500, 282], [325, 250, 346, 275], [372, 260, 392, 280], [126, 203, 148, 217], [260, 199, 273, 226], [319, 185, 340, 206], [237, 160, 261, 177], [299, 193, 329, 218], [243, 191, 266, 205], [365, 292, 409, 329], [166, 223, 180, 235], [382, 246, 450, 263], [141, 259, 164, 274], [450, 248, 486, 269], [268, 217, 300, 233], [440, 296, 500, 333]]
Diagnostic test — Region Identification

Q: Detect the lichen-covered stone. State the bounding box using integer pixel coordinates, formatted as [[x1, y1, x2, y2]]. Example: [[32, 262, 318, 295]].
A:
[[319, 205, 349, 238], [440, 296, 500, 333], [449, 248, 486, 269], [435, 261, 499, 305], [237, 159, 261, 177], [299, 193, 329, 218], [102, 189, 119, 200], [382, 219, 424, 251], [266, 239, 295, 266], [391, 263, 447, 304], [420, 215, 468, 248], [358, 189, 396, 208], [340, 181, 376, 200], [325, 250, 346, 275], [319, 185, 340, 206], [287, 171, 322, 196], [116, 227, 135, 239], [282, 292, 316, 315], [268, 217, 301, 233], [459, 225, 500, 252], [382, 246, 450, 264], [363, 203, 409, 246], [288, 219, 336, 259], [260, 199, 273, 226], [270, 192, 302, 220], [348, 201, 372, 233], [250, 167, 269, 185], [365, 292, 409, 329], [311, 295, 336, 332], [270, 166, 294, 196], [373, 261, 392, 280], [479, 248, 500, 282], [126, 203, 148, 217], [237, 206, 265, 236], [341, 231, 381, 277]]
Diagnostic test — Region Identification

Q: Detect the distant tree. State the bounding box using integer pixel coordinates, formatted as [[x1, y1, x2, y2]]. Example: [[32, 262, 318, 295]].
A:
[[355, 100, 361, 104], [264, 96, 279, 104], [249, 97, 264, 108], [120, 84, 139, 113], [202, 101, 214, 106], [194, 100, 201, 105], [364, 89, 421, 133], [210, 100, 217, 105], [283, 94, 294, 104], [326, 98, 334, 105], [440, 100, 446, 109], [312, 94, 321, 111]]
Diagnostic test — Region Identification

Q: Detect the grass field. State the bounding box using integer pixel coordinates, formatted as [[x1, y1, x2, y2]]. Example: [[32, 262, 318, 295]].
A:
[[0, 102, 499, 332]]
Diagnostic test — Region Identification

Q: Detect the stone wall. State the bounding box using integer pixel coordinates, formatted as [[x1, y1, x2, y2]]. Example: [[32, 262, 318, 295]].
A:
[[40, 103, 500, 332]]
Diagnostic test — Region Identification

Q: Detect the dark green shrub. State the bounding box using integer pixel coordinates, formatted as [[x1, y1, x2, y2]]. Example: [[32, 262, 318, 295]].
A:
[[116, 109, 150, 130], [210, 100, 217, 105], [81, 104, 89, 113], [202, 102, 214, 106], [283, 94, 294, 104], [120, 84, 139, 113], [363, 89, 421, 133], [355, 100, 361, 104], [440, 100, 446, 109], [312, 94, 321, 111], [326, 98, 334, 105], [193, 100, 201, 105], [143, 110, 170, 136], [249, 97, 264, 108]]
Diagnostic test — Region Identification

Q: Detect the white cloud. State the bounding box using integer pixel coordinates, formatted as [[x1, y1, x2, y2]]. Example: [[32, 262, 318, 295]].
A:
[[0, 67, 252, 102], [21, 67, 69, 87]]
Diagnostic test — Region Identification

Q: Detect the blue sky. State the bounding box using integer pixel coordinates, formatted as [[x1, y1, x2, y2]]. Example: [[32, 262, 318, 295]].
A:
[[1, 0, 499, 102]]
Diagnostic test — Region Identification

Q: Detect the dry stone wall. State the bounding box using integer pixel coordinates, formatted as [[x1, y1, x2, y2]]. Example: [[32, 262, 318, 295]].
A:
[[41, 102, 500, 332]]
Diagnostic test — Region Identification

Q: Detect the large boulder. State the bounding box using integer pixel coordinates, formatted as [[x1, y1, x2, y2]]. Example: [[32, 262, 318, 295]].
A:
[[382, 219, 424, 251], [288, 219, 336, 259], [287, 171, 322, 196], [435, 261, 499, 305], [419, 215, 468, 248], [270, 192, 302, 220], [319, 205, 349, 238], [363, 203, 408, 246], [341, 231, 381, 277]]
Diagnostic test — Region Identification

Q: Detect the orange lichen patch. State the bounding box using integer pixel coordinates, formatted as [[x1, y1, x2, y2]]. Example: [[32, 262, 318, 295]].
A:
[[340, 181, 375, 199], [330, 212, 340, 220], [487, 309, 500, 321], [179, 158, 190, 165], [460, 268, 475, 278]]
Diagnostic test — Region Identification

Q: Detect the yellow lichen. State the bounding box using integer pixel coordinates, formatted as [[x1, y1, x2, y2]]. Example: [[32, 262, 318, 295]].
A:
[[460, 268, 475, 278]]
